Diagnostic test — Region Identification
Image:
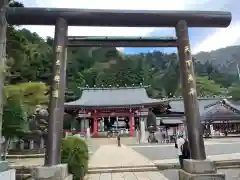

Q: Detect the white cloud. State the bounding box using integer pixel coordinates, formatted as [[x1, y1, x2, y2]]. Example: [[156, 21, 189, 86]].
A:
[[117, 47, 125, 52], [192, 22, 240, 54], [20, 0, 238, 53]]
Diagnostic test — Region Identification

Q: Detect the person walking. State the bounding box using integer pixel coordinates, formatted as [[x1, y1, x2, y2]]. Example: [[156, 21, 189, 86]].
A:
[[175, 134, 185, 168], [181, 139, 191, 161], [155, 128, 163, 144]]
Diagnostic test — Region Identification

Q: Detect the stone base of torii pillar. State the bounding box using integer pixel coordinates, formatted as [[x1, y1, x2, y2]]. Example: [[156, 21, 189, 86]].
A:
[[0, 161, 16, 180], [31, 164, 72, 180], [179, 159, 225, 180]]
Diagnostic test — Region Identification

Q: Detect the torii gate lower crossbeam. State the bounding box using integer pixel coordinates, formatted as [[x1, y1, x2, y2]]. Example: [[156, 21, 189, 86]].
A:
[[67, 36, 178, 47]]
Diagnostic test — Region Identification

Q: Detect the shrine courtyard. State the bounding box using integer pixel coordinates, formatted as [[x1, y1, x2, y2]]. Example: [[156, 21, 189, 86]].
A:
[[9, 138, 240, 180]]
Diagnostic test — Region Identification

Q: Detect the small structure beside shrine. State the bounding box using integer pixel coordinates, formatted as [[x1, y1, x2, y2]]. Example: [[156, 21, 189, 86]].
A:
[[64, 86, 167, 137], [163, 97, 240, 136], [153, 97, 223, 137], [201, 99, 240, 135]]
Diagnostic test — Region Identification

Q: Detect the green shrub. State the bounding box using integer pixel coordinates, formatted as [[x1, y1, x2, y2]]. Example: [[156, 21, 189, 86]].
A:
[[61, 136, 89, 180]]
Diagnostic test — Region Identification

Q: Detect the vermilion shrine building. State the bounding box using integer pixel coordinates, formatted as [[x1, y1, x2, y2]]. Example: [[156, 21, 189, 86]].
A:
[[64, 86, 240, 137], [64, 86, 167, 136]]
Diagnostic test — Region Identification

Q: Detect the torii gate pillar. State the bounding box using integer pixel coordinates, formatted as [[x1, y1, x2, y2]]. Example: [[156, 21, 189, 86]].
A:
[[45, 18, 68, 166], [176, 20, 224, 180], [176, 20, 206, 160], [0, 0, 16, 179]]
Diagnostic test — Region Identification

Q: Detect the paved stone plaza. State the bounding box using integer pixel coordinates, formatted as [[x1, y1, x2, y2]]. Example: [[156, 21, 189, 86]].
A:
[[154, 152, 240, 165], [130, 139, 240, 161], [87, 138, 240, 180], [87, 144, 169, 179], [89, 145, 155, 168], [9, 137, 240, 180]]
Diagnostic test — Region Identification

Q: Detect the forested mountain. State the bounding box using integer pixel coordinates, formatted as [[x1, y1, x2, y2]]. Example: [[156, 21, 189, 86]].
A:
[[194, 46, 240, 74], [5, 25, 238, 100]]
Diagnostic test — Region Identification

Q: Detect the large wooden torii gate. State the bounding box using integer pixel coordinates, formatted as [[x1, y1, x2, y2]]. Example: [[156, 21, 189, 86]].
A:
[[0, 0, 231, 166]]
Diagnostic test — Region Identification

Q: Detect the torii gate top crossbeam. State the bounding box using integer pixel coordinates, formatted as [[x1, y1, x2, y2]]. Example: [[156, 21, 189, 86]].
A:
[[6, 8, 231, 27]]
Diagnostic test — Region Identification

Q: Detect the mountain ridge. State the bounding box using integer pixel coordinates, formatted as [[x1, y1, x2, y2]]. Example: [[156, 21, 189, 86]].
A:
[[193, 45, 240, 74]]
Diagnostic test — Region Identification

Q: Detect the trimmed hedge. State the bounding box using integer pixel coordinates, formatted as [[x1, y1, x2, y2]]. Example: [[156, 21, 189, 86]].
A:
[[61, 136, 89, 180]]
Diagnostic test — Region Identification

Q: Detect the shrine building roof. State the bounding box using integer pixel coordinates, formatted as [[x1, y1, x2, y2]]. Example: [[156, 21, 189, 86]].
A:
[[167, 97, 240, 121], [168, 96, 231, 114], [64, 87, 166, 109], [201, 99, 240, 121]]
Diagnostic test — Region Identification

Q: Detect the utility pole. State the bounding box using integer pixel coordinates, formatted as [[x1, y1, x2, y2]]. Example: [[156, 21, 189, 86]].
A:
[[0, 0, 7, 158]]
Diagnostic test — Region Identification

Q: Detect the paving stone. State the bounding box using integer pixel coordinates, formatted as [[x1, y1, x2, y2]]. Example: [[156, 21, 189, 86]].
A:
[[86, 173, 100, 180], [100, 173, 112, 180], [122, 172, 138, 180], [147, 172, 169, 180], [112, 172, 125, 179], [134, 172, 150, 180]]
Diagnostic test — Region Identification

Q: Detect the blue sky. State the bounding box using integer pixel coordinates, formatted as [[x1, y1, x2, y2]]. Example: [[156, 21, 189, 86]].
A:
[[20, 0, 240, 55]]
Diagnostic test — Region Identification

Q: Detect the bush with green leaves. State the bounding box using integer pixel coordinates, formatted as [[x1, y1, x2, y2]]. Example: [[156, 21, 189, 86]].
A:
[[61, 136, 89, 180]]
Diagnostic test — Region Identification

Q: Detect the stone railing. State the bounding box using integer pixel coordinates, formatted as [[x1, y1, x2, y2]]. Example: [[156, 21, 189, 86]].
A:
[[8, 138, 45, 155]]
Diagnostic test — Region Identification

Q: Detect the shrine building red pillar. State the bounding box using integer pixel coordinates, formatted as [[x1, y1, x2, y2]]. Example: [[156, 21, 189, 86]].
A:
[[129, 113, 134, 136], [93, 116, 98, 136]]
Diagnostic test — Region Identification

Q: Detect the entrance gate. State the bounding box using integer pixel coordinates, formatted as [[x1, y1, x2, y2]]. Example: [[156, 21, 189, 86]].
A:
[[0, 0, 231, 166]]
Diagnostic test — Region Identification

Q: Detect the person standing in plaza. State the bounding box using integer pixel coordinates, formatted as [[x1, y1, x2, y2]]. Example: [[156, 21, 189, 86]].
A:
[[181, 139, 190, 160], [175, 134, 185, 168]]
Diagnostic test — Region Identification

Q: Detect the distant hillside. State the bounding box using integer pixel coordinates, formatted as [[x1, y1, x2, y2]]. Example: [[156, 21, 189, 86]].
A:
[[194, 45, 240, 74]]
